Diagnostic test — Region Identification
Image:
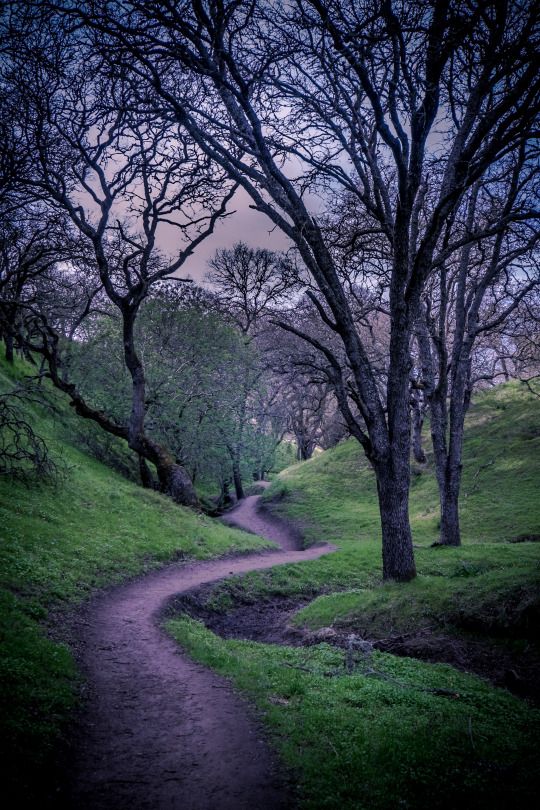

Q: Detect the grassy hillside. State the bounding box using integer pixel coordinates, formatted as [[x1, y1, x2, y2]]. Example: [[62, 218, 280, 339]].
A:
[[0, 357, 270, 802], [272, 380, 540, 547], [267, 382, 540, 637], [168, 383, 540, 809]]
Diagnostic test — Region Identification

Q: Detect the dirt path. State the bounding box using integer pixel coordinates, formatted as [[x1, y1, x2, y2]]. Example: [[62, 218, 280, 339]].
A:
[[220, 482, 302, 550], [65, 489, 334, 809]]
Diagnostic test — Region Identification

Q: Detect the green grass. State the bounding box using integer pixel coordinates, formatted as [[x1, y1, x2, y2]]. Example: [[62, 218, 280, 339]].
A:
[[192, 383, 540, 638], [274, 383, 540, 637], [3, 354, 539, 808], [267, 381, 540, 547], [168, 617, 540, 810], [166, 382, 540, 808], [0, 356, 270, 802]]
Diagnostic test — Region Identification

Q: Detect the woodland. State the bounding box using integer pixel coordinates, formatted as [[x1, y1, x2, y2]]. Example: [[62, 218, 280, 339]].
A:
[[1, 1, 539, 808]]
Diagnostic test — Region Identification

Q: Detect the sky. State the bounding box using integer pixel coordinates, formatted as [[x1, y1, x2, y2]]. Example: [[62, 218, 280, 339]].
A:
[[167, 187, 293, 283]]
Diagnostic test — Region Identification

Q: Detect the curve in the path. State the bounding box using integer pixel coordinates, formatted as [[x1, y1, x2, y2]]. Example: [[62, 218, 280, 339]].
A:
[[220, 481, 301, 550], [66, 489, 334, 810]]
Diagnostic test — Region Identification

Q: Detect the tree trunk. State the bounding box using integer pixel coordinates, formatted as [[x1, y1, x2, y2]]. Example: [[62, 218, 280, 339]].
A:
[[121, 305, 198, 507], [296, 431, 313, 461], [438, 373, 470, 546], [378, 304, 417, 580], [139, 454, 154, 489], [232, 458, 245, 501], [217, 478, 232, 509], [411, 393, 426, 464], [428, 384, 468, 547], [376, 463, 417, 581], [439, 463, 462, 546], [4, 332, 14, 364], [155, 454, 199, 506]]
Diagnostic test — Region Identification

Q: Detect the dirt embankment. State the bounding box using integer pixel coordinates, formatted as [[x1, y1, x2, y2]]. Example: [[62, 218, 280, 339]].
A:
[[172, 585, 540, 704]]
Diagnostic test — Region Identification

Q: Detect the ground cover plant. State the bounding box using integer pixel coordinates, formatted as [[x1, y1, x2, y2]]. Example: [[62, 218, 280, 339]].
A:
[[167, 618, 540, 810], [0, 357, 270, 803], [183, 383, 540, 623], [166, 382, 540, 808]]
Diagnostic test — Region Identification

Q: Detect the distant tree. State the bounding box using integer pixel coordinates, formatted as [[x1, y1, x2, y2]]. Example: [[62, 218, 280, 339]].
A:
[[493, 290, 540, 381], [208, 243, 298, 336], [65, 283, 273, 499], [209, 245, 340, 468], [246, 385, 290, 479], [263, 320, 338, 460], [207, 242, 299, 498]]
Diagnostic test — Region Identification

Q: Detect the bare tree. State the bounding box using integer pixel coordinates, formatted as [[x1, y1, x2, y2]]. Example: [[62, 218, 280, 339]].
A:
[[492, 289, 540, 381], [208, 242, 298, 335], [0, 210, 58, 363], [67, 0, 540, 578], [207, 242, 297, 498], [23, 1, 540, 577], [264, 317, 338, 460], [0, 382, 60, 482], [2, 6, 236, 505], [416, 146, 540, 545]]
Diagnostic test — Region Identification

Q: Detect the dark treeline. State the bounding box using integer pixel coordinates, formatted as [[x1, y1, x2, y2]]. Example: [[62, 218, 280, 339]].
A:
[[1, 1, 539, 580]]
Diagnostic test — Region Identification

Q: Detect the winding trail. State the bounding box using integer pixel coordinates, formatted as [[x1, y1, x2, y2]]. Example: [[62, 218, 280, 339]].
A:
[[65, 485, 334, 809]]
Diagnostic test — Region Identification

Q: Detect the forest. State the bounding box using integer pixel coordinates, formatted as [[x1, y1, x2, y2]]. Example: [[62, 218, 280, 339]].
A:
[[1, 1, 539, 808]]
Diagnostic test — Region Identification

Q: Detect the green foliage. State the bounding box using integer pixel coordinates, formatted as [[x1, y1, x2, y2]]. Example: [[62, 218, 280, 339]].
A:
[[0, 590, 77, 799], [65, 286, 286, 495], [0, 355, 270, 801], [269, 439, 297, 477], [167, 617, 540, 810]]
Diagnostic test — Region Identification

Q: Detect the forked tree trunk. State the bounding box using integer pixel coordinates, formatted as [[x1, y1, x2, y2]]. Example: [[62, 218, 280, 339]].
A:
[[296, 435, 314, 461], [439, 383, 470, 546], [429, 390, 467, 547], [438, 463, 462, 546], [411, 393, 426, 464]]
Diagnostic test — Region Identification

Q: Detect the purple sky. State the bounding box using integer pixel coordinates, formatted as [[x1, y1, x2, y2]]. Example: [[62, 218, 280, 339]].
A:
[[171, 188, 292, 282]]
